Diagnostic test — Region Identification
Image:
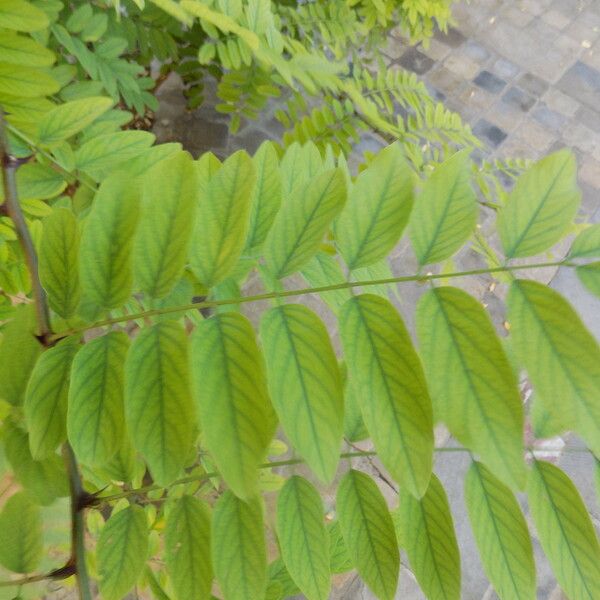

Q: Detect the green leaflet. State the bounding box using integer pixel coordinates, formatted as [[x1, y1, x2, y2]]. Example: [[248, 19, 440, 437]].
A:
[[196, 151, 221, 198], [276, 476, 331, 600], [0, 31, 55, 66], [3, 421, 68, 505], [39, 207, 80, 318], [328, 521, 353, 574], [344, 377, 369, 443], [577, 262, 600, 298], [570, 223, 600, 258], [190, 150, 256, 288], [125, 321, 196, 486], [165, 495, 213, 600], [68, 331, 129, 466], [134, 152, 198, 298], [528, 460, 600, 599], [37, 97, 113, 145], [260, 304, 343, 482], [97, 505, 149, 600], [0, 0, 49, 32], [79, 172, 140, 310], [339, 294, 433, 497], [410, 149, 477, 266], [0, 63, 59, 97], [0, 492, 42, 574], [24, 336, 79, 459], [265, 168, 346, 279], [191, 312, 274, 499], [336, 143, 413, 270], [465, 461, 535, 600], [280, 141, 323, 196], [416, 287, 526, 489], [336, 469, 399, 600], [0, 304, 41, 406], [14, 162, 66, 200], [300, 252, 351, 313], [398, 473, 460, 600], [507, 280, 600, 456], [212, 491, 267, 600], [245, 141, 282, 250], [498, 150, 579, 258]]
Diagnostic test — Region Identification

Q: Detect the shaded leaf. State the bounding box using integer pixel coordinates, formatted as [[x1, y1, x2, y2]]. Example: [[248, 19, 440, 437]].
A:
[[576, 262, 600, 298], [570, 223, 600, 258]]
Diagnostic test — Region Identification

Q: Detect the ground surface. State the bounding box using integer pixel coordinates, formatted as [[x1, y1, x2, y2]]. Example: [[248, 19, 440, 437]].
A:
[[152, 1, 600, 598]]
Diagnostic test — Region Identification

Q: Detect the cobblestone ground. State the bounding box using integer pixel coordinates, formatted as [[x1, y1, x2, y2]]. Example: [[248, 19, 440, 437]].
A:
[[152, 1, 600, 598]]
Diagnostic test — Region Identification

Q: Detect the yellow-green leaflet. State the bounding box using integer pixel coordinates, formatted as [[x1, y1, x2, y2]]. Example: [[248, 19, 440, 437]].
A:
[[528, 460, 600, 600], [24, 336, 79, 459], [195, 151, 221, 198], [97, 505, 149, 600], [336, 143, 413, 270], [0, 0, 49, 31], [37, 97, 113, 145], [344, 377, 369, 442], [416, 287, 526, 489], [410, 149, 477, 266], [498, 149, 580, 258], [14, 162, 66, 200], [68, 332, 128, 467], [507, 280, 600, 456], [465, 461, 535, 600], [300, 252, 351, 313], [570, 223, 600, 258], [279, 141, 323, 196], [191, 312, 274, 499], [0, 63, 59, 97], [260, 304, 343, 482], [339, 294, 433, 497], [0, 31, 55, 66], [0, 492, 42, 574], [39, 207, 80, 318], [134, 152, 198, 298], [0, 304, 41, 406], [165, 495, 213, 600], [190, 150, 256, 288], [276, 476, 330, 600], [328, 521, 352, 574], [245, 141, 282, 250], [397, 473, 460, 600], [265, 168, 346, 279], [3, 421, 69, 505], [577, 262, 600, 298], [125, 321, 196, 486], [212, 491, 267, 600], [79, 172, 140, 310], [336, 470, 399, 600]]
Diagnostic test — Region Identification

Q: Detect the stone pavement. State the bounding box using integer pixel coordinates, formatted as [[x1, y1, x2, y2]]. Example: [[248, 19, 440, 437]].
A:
[[152, 2, 600, 598]]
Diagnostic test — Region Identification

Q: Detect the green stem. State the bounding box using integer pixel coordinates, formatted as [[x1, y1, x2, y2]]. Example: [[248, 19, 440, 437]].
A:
[[50, 259, 570, 342]]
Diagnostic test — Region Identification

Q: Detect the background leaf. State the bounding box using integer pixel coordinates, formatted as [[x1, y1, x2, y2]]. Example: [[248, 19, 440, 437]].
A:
[[528, 460, 600, 599], [212, 491, 267, 600], [339, 294, 433, 497], [125, 321, 196, 486], [165, 495, 213, 600], [410, 149, 476, 266], [68, 331, 128, 466], [397, 473, 461, 600], [261, 304, 343, 482], [336, 469, 399, 600], [97, 505, 149, 600], [276, 476, 330, 600], [192, 312, 274, 499], [465, 461, 535, 600], [498, 150, 579, 258]]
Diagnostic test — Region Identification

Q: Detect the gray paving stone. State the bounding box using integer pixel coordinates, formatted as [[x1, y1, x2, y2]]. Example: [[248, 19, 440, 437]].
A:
[[426, 65, 467, 96], [518, 72, 550, 96], [398, 48, 435, 74], [462, 40, 492, 64], [473, 70, 507, 94], [557, 60, 600, 109], [575, 104, 600, 131], [490, 57, 521, 80], [473, 118, 508, 148], [502, 86, 537, 112], [434, 26, 466, 48], [532, 103, 568, 132]]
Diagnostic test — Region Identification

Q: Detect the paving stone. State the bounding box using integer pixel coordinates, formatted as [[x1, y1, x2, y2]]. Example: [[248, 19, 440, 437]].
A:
[[457, 84, 496, 112], [490, 57, 520, 80], [579, 156, 600, 188], [444, 53, 481, 79], [473, 70, 507, 93], [502, 86, 537, 111], [565, 10, 600, 45], [494, 134, 537, 159], [575, 104, 600, 131], [542, 87, 581, 116], [541, 8, 574, 30], [501, 6, 535, 28], [398, 47, 435, 74], [383, 36, 407, 60], [518, 119, 557, 152], [486, 99, 526, 132], [532, 103, 568, 132], [433, 26, 466, 48], [517, 72, 550, 96], [462, 40, 492, 64], [426, 65, 466, 95], [561, 120, 599, 153], [473, 118, 508, 148], [419, 38, 452, 61]]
